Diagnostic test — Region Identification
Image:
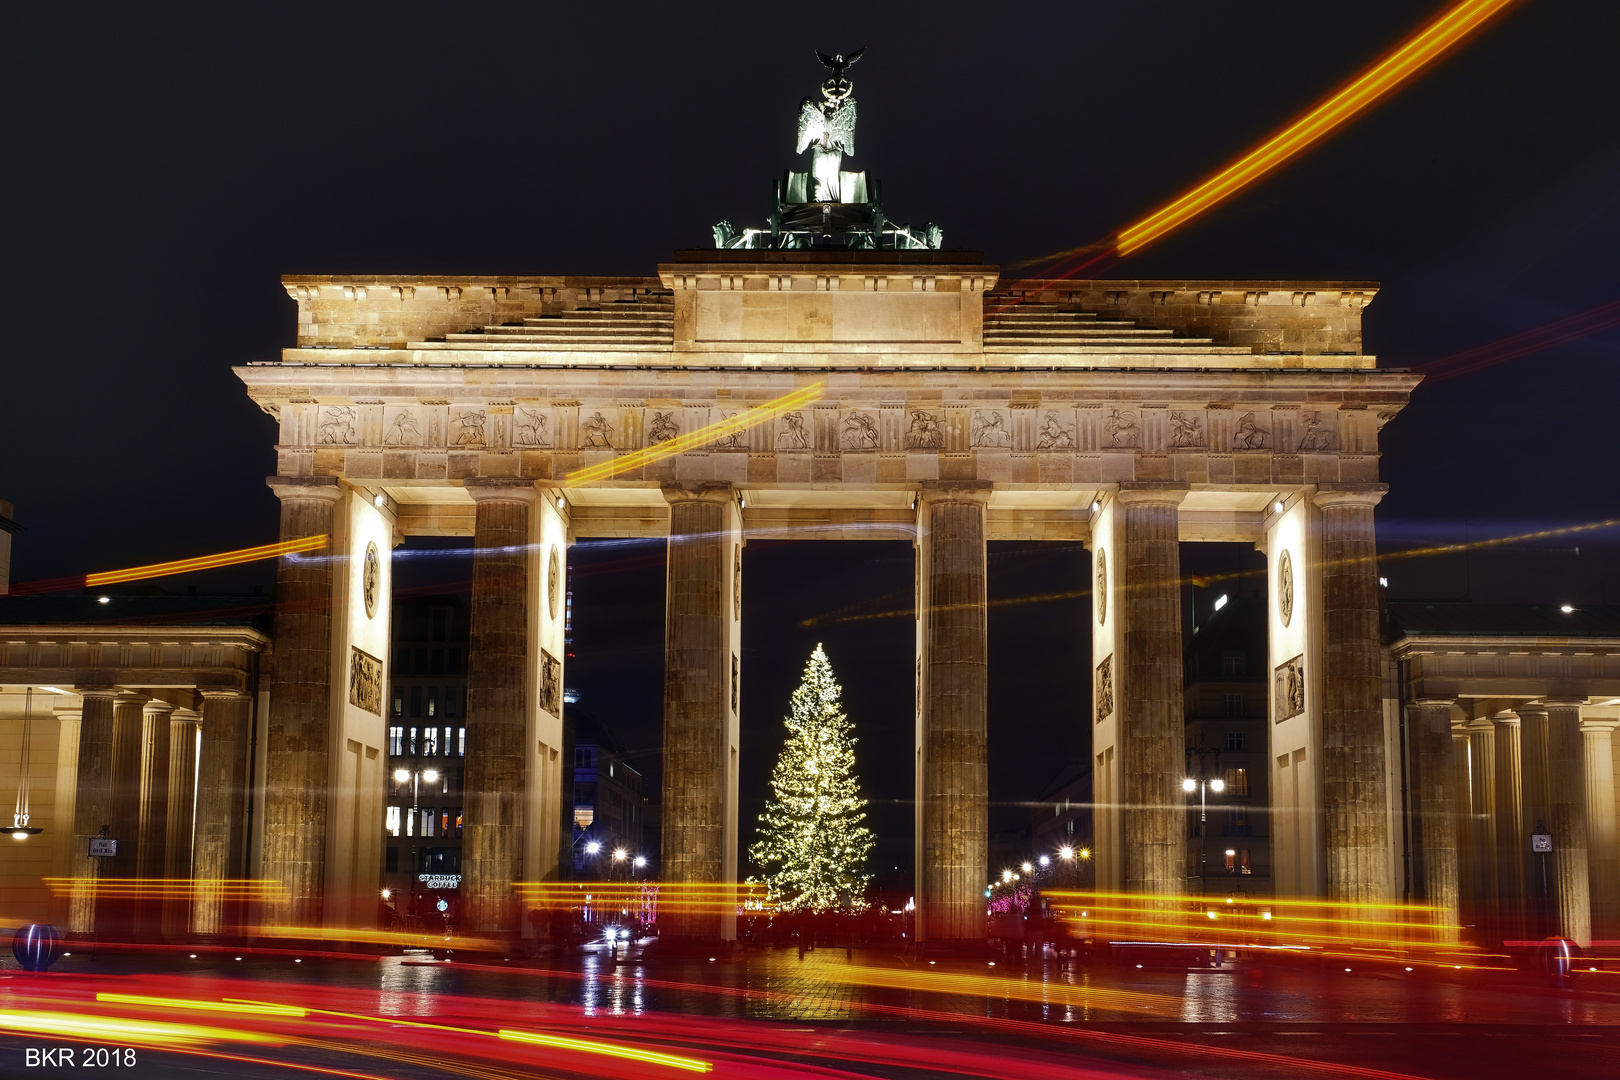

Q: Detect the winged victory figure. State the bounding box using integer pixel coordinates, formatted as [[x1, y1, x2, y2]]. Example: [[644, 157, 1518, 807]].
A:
[[795, 47, 863, 201]]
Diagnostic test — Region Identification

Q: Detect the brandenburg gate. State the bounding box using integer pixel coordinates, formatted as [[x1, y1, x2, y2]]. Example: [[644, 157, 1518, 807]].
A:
[[233, 52, 1418, 947]]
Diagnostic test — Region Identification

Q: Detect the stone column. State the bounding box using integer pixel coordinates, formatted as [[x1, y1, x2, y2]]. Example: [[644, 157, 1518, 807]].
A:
[[1546, 699, 1591, 946], [1312, 486, 1391, 903], [1518, 702, 1554, 936], [1580, 717, 1619, 944], [101, 691, 148, 937], [68, 688, 117, 936], [660, 482, 738, 941], [162, 709, 199, 938], [261, 476, 342, 928], [194, 691, 252, 937], [916, 481, 991, 945], [462, 479, 536, 939], [135, 699, 175, 937], [1116, 485, 1187, 898], [1407, 699, 1458, 937], [1451, 723, 1475, 941], [1466, 716, 1499, 945], [1492, 710, 1524, 941], [50, 705, 83, 926]]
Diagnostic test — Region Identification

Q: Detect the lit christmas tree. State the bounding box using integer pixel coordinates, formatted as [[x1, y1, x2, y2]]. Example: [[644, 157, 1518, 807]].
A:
[[748, 644, 875, 912]]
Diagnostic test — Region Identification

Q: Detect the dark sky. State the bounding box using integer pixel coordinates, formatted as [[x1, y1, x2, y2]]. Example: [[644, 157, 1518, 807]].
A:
[[5, 2, 1618, 889]]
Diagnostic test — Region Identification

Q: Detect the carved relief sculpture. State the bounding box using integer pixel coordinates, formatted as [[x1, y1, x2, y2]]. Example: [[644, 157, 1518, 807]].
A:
[[731, 653, 740, 712], [1277, 549, 1294, 628], [713, 412, 744, 449], [513, 406, 551, 447], [428, 413, 442, 446], [777, 410, 810, 450], [1274, 655, 1305, 722], [904, 410, 943, 449], [348, 646, 384, 716], [541, 649, 562, 716], [647, 411, 680, 443], [453, 409, 487, 445], [384, 410, 422, 446], [362, 541, 380, 619], [970, 410, 1012, 448], [839, 410, 879, 450], [319, 406, 357, 445], [733, 543, 742, 620], [1095, 654, 1114, 723], [1233, 412, 1269, 449], [1096, 549, 1108, 624], [548, 546, 560, 620], [1104, 409, 1140, 447], [1169, 411, 1206, 447], [1035, 411, 1075, 450], [581, 411, 615, 448], [1297, 410, 1336, 451]]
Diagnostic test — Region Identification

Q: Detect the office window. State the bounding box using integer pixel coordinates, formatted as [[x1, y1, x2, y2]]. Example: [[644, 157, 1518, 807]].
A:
[[385, 806, 401, 837], [408, 727, 418, 755], [395, 647, 411, 673], [392, 695, 403, 718], [443, 728, 452, 759], [1224, 850, 1236, 873], [1224, 731, 1246, 752], [405, 808, 414, 837], [410, 686, 422, 719], [431, 649, 444, 675], [415, 647, 429, 673], [389, 727, 404, 756], [1224, 767, 1250, 798], [448, 649, 462, 674], [576, 748, 593, 769], [421, 809, 435, 837], [385, 846, 398, 872], [1224, 693, 1245, 717], [444, 687, 458, 718], [441, 810, 451, 836], [455, 807, 463, 837], [427, 688, 438, 717], [423, 726, 438, 757], [1220, 652, 1246, 677], [1226, 809, 1251, 836], [1240, 849, 1253, 875]]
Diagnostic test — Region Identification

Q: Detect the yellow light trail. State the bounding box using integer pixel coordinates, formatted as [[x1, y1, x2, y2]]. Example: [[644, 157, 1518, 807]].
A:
[[499, 1029, 713, 1073], [96, 993, 307, 1018], [0, 1008, 275, 1048], [565, 383, 825, 485], [1115, 0, 1521, 255], [87, 535, 329, 586], [43, 877, 288, 901]]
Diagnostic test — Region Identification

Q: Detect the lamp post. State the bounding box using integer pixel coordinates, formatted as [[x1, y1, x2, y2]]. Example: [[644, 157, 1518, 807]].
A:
[[1182, 773, 1224, 887]]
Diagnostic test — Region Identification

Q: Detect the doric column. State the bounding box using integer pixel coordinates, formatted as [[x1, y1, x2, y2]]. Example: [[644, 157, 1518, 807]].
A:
[[1580, 717, 1620, 944], [261, 476, 342, 928], [1492, 710, 1524, 939], [1451, 722, 1475, 941], [1517, 702, 1552, 934], [461, 479, 537, 940], [1407, 699, 1458, 936], [1312, 485, 1391, 903], [1466, 716, 1499, 944], [660, 482, 741, 941], [162, 709, 199, 938], [101, 691, 148, 937], [916, 481, 991, 944], [194, 690, 252, 937], [135, 699, 175, 937], [1545, 699, 1591, 946], [1116, 484, 1188, 897], [50, 705, 83, 925], [68, 688, 117, 935]]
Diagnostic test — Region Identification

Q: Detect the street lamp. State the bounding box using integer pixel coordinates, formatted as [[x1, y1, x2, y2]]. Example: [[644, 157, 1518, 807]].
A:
[[585, 840, 601, 855], [1183, 770, 1225, 885], [1059, 846, 1074, 860]]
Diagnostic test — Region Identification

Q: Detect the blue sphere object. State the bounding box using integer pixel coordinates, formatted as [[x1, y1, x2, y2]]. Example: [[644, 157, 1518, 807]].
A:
[[12, 923, 63, 972]]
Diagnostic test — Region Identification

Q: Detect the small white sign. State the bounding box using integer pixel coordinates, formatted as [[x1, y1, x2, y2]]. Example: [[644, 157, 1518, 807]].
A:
[[1531, 833, 1553, 853], [89, 837, 118, 858]]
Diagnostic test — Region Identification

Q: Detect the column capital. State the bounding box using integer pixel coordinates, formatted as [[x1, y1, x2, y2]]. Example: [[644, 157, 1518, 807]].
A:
[[464, 478, 539, 503], [266, 475, 344, 502], [1491, 709, 1521, 728], [1411, 697, 1456, 710], [1512, 701, 1548, 719], [917, 480, 992, 504], [1466, 714, 1497, 733], [76, 686, 118, 700], [142, 699, 177, 718], [1312, 483, 1388, 510], [198, 688, 252, 702], [1542, 697, 1588, 710], [1115, 482, 1188, 508], [661, 481, 735, 505], [1579, 716, 1620, 734]]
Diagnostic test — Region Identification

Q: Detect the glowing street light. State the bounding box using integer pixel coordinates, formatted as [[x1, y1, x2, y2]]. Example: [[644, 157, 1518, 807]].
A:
[[613, 848, 628, 862], [394, 768, 411, 783], [1020, 862, 1033, 873], [1038, 855, 1050, 867], [1059, 846, 1074, 860], [585, 840, 601, 855], [1001, 869, 1013, 883], [633, 855, 647, 868]]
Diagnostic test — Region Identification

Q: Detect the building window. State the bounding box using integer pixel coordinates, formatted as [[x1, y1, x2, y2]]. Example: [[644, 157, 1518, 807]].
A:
[[423, 726, 438, 756], [1225, 809, 1251, 836], [389, 727, 404, 756], [385, 846, 398, 872], [405, 808, 414, 837], [427, 688, 438, 717], [1240, 849, 1252, 875], [408, 727, 418, 755], [1220, 652, 1246, 677], [1224, 767, 1250, 798], [458, 728, 466, 756], [1224, 850, 1236, 873], [442, 728, 452, 759], [444, 687, 458, 718], [1224, 731, 1246, 752], [421, 809, 435, 837], [441, 810, 451, 836], [448, 649, 462, 675], [392, 695, 403, 718], [395, 647, 411, 673], [410, 687, 423, 718], [1224, 693, 1245, 717], [575, 748, 593, 769], [455, 808, 463, 837], [385, 806, 401, 837], [415, 647, 429, 673]]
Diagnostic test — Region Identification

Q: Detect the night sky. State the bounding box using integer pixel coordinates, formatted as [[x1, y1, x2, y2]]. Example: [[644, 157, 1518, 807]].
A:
[[4, 3, 1618, 889]]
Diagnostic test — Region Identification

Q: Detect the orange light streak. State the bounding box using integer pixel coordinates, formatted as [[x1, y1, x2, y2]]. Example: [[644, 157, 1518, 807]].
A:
[[96, 993, 308, 1018], [1116, 0, 1521, 255], [87, 535, 329, 586], [565, 384, 824, 485]]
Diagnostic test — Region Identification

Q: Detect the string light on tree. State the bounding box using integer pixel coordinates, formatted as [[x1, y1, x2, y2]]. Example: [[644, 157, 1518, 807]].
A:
[[748, 644, 875, 912]]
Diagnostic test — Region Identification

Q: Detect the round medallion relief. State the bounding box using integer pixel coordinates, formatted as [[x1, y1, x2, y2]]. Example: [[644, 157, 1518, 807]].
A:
[[362, 541, 380, 619], [1096, 549, 1108, 625], [547, 546, 561, 620], [1278, 548, 1295, 628]]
